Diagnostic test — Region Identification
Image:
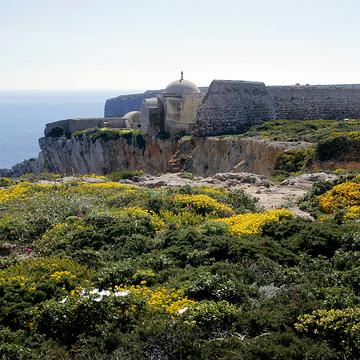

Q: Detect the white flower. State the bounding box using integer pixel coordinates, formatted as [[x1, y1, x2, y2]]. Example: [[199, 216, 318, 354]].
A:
[[89, 288, 99, 294], [60, 297, 67, 304], [114, 290, 130, 297], [177, 307, 188, 315], [93, 296, 103, 302], [99, 290, 111, 297]]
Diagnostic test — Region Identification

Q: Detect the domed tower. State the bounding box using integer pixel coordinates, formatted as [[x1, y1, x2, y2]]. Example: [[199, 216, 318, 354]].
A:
[[160, 72, 205, 134]]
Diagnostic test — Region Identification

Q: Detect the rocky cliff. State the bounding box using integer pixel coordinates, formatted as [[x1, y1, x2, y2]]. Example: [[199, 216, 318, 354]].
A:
[[38, 134, 176, 175], [186, 136, 308, 177], [37, 132, 306, 177]]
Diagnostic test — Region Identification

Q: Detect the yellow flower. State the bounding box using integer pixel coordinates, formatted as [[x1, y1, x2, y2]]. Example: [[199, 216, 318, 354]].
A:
[[319, 181, 360, 219], [0, 182, 31, 203], [79, 182, 136, 191], [174, 194, 233, 215], [214, 209, 293, 235], [49, 271, 75, 281], [113, 285, 196, 314]]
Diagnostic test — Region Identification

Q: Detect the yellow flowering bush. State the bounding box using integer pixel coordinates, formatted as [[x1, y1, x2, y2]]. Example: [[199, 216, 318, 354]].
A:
[[215, 209, 293, 235], [0, 182, 31, 203], [159, 209, 204, 227], [174, 194, 233, 216], [194, 186, 228, 197], [49, 271, 77, 281], [79, 182, 136, 191], [113, 284, 196, 315], [295, 307, 360, 350], [81, 174, 108, 180], [345, 206, 360, 219], [0, 257, 92, 287], [319, 181, 360, 217]]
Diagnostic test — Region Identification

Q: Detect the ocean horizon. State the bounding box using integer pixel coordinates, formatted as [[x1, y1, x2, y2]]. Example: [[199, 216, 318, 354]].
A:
[[0, 90, 141, 169]]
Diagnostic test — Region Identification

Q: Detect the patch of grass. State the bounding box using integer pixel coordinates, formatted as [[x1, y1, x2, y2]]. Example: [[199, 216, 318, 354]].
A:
[[73, 128, 146, 149], [243, 119, 360, 143]]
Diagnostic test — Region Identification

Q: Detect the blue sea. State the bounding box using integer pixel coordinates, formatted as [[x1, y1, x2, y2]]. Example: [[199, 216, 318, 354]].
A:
[[0, 90, 136, 169]]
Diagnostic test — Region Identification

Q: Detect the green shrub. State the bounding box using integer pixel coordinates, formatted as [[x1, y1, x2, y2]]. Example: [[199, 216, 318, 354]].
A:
[[186, 273, 250, 304], [108, 169, 145, 181], [73, 128, 146, 148], [35, 295, 128, 345], [274, 148, 313, 175], [178, 171, 194, 179], [180, 300, 239, 335], [315, 135, 360, 161], [0, 257, 92, 329]]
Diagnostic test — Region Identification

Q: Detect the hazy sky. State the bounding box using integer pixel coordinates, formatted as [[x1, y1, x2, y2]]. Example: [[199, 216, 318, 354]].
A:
[[1, 0, 360, 90]]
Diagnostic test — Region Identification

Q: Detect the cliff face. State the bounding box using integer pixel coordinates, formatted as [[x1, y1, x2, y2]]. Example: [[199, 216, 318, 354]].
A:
[[38, 135, 177, 175], [186, 137, 306, 177], [38, 133, 306, 177]]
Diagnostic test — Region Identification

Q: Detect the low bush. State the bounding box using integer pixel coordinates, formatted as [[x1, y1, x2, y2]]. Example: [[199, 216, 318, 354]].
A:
[[108, 169, 145, 181]]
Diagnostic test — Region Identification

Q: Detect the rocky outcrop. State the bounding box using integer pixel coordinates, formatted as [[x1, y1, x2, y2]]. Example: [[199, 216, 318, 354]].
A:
[[186, 136, 309, 177], [38, 135, 177, 175], [0, 158, 41, 178], [37, 131, 310, 178]]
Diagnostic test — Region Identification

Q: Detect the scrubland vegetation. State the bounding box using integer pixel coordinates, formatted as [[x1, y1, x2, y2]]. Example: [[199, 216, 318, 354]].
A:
[[72, 128, 145, 148], [0, 172, 359, 359], [244, 119, 360, 177]]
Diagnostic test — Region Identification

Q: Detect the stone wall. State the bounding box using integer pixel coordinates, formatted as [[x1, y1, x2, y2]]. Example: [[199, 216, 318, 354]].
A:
[[268, 85, 360, 120], [193, 82, 360, 136], [44, 118, 125, 138], [194, 80, 276, 136]]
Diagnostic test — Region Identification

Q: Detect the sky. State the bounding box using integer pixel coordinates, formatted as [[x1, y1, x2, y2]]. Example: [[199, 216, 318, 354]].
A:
[[1, 0, 360, 90]]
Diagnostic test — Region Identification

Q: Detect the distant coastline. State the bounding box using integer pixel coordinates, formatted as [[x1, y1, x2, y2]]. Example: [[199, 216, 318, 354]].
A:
[[0, 90, 135, 168]]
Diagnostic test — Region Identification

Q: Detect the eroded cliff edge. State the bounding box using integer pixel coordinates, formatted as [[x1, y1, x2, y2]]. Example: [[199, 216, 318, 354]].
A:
[[37, 131, 307, 177]]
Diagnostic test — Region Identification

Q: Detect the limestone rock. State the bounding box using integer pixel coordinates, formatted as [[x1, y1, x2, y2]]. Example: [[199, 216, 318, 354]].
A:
[[281, 173, 337, 187]]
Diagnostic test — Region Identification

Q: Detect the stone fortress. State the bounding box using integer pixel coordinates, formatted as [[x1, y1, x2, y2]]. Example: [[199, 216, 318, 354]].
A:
[[44, 73, 360, 140], [45, 72, 206, 138], [140, 71, 205, 135], [25, 73, 360, 178]]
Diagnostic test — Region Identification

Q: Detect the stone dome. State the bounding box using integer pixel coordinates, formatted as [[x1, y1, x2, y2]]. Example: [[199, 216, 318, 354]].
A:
[[164, 79, 201, 94]]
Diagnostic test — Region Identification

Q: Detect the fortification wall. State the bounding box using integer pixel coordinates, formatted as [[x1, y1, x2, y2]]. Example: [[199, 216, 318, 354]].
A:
[[268, 85, 360, 120], [194, 80, 275, 136], [44, 118, 125, 138]]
